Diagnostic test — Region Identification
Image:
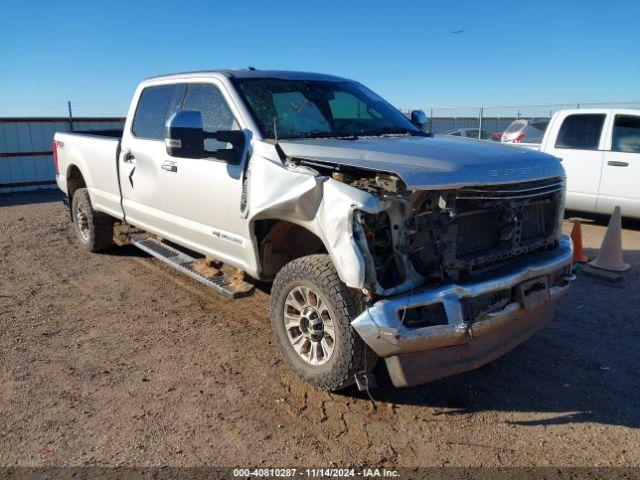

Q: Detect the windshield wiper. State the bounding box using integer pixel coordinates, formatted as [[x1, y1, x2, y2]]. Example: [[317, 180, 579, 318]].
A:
[[291, 131, 359, 140]]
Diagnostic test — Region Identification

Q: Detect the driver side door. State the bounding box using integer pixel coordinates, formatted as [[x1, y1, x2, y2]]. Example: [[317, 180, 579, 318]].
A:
[[160, 82, 248, 266]]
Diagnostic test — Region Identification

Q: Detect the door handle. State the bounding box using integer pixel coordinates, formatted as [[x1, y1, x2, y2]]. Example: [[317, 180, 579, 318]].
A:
[[161, 161, 178, 173], [607, 160, 629, 167], [123, 152, 136, 163]]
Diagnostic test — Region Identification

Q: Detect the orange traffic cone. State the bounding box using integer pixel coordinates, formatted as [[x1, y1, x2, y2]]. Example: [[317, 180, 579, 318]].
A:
[[589, 206, 630, 272], [570, 220, 589, 263]]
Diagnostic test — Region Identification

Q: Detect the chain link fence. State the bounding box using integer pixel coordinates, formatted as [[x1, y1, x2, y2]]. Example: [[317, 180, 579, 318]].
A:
[[420, 100, 640, 141]]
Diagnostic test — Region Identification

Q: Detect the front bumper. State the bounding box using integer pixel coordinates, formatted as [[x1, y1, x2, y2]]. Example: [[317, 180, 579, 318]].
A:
[[351, 235, 575, 386]]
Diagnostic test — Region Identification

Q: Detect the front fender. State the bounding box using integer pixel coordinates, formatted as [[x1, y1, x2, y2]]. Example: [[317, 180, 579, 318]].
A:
[[246, 148, 384, 289]]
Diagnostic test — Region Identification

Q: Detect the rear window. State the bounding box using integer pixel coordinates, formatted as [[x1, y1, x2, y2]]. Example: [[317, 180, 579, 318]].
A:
[[504, 120, 527, 134], [555, 114, 605, 150], [132, 84, 186, 140], [612, 115, 640, 153], [531, 119, 550, 131], [521, 122, 548, 143]]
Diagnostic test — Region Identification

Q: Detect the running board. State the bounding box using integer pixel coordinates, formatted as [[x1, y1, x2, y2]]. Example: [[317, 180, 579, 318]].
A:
[[131, 236, 255, 298]]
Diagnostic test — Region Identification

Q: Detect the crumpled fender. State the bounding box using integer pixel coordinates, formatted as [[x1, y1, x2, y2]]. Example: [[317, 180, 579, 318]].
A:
[[247, 141, 383, 289]]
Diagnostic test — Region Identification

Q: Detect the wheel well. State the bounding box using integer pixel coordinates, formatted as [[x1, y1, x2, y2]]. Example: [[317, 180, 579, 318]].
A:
[[66, 165, 86, 203], [254, 220, 327, 279]]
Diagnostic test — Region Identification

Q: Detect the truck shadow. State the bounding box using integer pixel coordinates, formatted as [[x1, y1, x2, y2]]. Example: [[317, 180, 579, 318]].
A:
[[358, 248, 640, 430]]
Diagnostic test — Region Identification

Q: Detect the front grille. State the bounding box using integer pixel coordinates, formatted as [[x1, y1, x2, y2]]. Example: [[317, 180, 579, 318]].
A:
[[359, 177, 564, 290], [456, 177, 564, 200], [456, 209, 503, 255], [521, 203, 544, 240], [450, 177, 562, 273]]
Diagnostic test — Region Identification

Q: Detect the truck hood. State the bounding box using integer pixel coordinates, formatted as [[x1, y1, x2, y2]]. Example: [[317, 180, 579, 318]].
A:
[[278, 135, 564, 190]]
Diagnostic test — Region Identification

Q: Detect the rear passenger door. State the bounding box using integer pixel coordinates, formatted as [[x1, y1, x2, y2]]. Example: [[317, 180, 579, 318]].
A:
[[598, 113, 640, 217], [545, 113, 606, 213]]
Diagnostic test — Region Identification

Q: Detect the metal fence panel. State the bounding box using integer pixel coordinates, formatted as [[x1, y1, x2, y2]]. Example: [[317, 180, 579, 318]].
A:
[[425, 100, 640, 141], [0, 117, 125, 194]]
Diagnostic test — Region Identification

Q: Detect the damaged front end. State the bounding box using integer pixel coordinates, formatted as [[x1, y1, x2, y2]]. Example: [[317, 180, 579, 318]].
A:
[[288, 155, 574, 387], [353, 175, 566, 297], [287, 155, 567, 298]]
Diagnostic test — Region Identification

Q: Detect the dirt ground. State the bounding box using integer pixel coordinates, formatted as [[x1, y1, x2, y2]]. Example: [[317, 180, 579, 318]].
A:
[[0, 191, 639, 468]]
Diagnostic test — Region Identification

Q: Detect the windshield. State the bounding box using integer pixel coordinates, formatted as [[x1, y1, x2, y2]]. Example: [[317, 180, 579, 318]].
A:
[[235, 78, 421, 139]]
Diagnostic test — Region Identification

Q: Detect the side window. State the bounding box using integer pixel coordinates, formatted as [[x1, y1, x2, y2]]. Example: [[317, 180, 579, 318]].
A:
[[181, 84, 239, 151], [555, 114, 605, 150], [132, 84, 186, 140], [612, 115, 640, 153]]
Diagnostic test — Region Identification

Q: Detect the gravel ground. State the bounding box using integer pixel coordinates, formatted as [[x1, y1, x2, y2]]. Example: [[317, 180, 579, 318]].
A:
[[0, 191, 639, 468]]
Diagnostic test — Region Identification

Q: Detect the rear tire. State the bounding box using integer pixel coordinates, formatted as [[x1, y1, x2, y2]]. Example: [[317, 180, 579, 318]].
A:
[[270, 254, 376, 391], [71, 188, 114, 252]]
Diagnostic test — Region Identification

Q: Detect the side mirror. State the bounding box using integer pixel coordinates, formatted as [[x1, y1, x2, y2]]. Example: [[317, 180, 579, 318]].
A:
[[205, 130, 246, 164], [165, 110, 247, 163], [410, 109, 428, 130], [165, 110, 205, 158]]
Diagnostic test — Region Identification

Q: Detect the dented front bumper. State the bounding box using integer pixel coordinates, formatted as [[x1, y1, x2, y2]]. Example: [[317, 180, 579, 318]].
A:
[[351, 235, 575, 387]]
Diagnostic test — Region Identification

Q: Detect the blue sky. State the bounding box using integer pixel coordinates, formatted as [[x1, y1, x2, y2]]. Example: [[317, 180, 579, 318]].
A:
[[1, 0, 639, 116]]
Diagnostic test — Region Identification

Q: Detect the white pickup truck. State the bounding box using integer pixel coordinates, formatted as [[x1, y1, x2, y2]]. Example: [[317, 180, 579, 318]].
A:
[[509, 109, 640, 219], [540, 109, 640, 219], [54, 70, 574, 390]]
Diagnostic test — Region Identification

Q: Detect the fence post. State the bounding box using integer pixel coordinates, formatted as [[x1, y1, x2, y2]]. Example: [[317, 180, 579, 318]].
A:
[[429, 108, 433, 134], [478, 107, 483, 139], [67, 101, 74, 132]]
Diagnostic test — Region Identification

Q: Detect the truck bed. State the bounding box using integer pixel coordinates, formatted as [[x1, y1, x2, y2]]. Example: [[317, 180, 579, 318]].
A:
[[54, 130, 124, 220]]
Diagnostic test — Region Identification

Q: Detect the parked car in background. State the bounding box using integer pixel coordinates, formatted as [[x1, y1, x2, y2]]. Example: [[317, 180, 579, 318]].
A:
[[537, 109, 640, 218], [500, 118, 550, 146], [439, 128, 496, 140]]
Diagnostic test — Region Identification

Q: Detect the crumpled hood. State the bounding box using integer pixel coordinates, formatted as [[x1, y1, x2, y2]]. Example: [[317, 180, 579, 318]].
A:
[[278, 135, 564, 190]]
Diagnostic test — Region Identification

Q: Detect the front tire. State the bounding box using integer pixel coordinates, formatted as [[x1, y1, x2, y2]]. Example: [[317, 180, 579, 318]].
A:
[[71, 188, 114, 252], [270, 254, 375, 391]]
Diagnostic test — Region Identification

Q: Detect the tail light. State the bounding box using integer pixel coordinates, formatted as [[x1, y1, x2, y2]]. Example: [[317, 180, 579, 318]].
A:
[[513, 134, 526, 143], [52, 140, 61, 174], [492, 133, 502, 140]]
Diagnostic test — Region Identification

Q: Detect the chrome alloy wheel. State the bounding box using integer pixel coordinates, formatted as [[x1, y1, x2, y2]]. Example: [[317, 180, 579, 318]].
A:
[[75, 202, 90, 242], [283, 285, 336, 365]]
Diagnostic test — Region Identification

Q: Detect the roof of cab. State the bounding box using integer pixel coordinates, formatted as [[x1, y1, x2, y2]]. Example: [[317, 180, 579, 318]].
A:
[[144, 69, 349, 82]]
